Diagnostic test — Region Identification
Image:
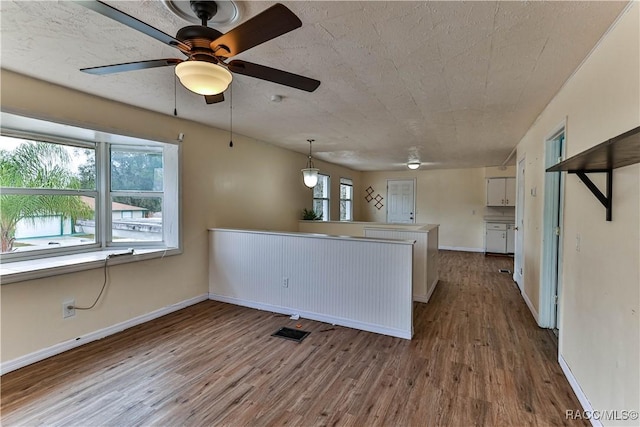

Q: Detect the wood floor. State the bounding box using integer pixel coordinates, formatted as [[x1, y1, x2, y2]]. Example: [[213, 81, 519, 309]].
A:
[[1, 251, 585, 426]]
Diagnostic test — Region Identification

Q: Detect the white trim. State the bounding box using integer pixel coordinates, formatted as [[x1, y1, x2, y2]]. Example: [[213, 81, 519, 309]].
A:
[[514, 156, 526, 292], [209, 293, 412, 340], [559, 354, 601, 427], [521, 290, 540, 324], [544, 118, 568, 143], [210, 227, 414, 246], [414, 277, 439, 304], [0, 294, 208, 375], [439, 246, 484, 253], [427, 277, 439, 300], [0, 247, 181, 284], [413, 295, 430, 303], [540, 123, 566, 329]]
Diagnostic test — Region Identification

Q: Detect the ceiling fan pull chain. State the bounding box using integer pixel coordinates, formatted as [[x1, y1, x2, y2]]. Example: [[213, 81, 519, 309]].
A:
[[229, 83, 233, 148], [173, 75, 178, 117]]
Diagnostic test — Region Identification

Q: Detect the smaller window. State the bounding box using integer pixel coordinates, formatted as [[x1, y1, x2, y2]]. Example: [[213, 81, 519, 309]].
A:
[[340, 178, 353, 221], [313, 174, 330, 221]]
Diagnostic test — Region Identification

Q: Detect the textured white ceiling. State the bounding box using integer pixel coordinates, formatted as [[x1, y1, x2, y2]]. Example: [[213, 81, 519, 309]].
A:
[[0, 1, 628, 170]]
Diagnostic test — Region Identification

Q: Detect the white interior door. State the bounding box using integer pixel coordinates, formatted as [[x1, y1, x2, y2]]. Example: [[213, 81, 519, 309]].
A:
[[387, 180, 415, 223], [514, 158, 525, 290]]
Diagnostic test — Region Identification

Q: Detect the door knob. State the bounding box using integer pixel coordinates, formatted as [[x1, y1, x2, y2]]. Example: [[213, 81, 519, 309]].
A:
[[514, 226, 519, 231]]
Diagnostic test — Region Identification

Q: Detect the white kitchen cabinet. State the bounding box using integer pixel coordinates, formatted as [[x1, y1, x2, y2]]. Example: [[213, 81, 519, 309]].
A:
[[485, 222, 515, 254], [505, 178, 516, 206], [485, 223, 507, 253], [486, 177, 516, 206]]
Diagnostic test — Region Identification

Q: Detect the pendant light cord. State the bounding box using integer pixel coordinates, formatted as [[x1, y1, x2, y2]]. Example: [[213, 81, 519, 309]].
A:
[[229, 83, 233, 147], [307, 139, 315, 168]]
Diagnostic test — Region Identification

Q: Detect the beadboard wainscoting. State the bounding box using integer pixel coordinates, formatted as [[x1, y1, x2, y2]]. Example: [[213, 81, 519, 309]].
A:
[[364, 225, 439, 303], [208, 229, 414, 339]]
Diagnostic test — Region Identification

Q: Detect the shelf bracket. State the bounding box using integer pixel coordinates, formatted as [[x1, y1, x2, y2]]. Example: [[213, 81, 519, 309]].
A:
[[571, 169, 612, 221]]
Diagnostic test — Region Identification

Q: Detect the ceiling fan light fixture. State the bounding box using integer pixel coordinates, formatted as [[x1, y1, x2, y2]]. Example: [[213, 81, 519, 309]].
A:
[[175, 61, 233, 95], [407, 161, 421, 170]]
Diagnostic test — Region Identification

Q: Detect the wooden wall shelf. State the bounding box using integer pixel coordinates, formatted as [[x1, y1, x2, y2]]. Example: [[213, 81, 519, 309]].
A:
[[546, 125, 640, 221], [547, 126, 640, 173]]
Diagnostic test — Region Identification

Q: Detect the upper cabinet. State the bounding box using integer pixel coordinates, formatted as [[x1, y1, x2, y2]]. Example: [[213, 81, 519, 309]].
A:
[[487, 177, 516, 206]]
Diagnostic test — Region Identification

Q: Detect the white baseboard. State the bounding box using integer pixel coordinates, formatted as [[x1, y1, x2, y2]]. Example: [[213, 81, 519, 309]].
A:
[[209, 293, 412, 340], [521, 289, 539, 323], [0, 294, 208, 375], [559, 354, 601, 427], [426, 277, 439, 301], [414, 277, 439, 304], [439, 246, 484, 253], [413, 295, 429, 303]]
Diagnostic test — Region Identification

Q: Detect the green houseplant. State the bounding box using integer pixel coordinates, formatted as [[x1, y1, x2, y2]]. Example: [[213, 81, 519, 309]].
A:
[[302, 208, 323, 220]]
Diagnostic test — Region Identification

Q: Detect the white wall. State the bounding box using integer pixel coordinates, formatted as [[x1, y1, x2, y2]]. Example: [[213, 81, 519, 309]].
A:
[[515, 3, 639, 422], [0, 70, 360, 364]]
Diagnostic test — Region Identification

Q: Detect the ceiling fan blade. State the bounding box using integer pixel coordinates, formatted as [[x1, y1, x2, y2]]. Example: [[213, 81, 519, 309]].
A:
[[228, 60, 320, 92], [210, 3, 302, 58], [73, 0, 190, 53], [81, 59, 182, 75], [205, 93, 225, 104]]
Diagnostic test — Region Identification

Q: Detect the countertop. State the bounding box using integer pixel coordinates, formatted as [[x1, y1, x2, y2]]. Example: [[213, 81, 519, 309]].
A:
[[484, 216, 515, 223]]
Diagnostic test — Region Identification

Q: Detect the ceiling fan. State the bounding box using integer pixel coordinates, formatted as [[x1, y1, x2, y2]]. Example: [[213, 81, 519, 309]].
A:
[[75, 0, 321, 104]]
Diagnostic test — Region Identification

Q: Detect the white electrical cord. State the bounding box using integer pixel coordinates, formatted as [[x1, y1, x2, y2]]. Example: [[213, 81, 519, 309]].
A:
[[69, 250, 133, 311]]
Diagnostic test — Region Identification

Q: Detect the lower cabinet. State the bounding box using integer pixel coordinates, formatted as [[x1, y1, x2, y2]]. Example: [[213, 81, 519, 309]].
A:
[[485, 223, 515, 254]]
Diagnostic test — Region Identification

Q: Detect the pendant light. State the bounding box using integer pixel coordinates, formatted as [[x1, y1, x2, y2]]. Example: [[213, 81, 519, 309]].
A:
[[301, 139, 319, 188]]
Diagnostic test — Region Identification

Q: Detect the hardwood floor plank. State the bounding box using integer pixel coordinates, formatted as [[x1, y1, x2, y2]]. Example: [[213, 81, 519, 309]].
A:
[[1, 251, 587, 426]]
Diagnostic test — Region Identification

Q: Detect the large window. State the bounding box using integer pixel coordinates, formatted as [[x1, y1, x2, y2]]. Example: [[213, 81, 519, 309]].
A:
[[0, 114, 180, 262], [313, 174, 330, 221], [340, 178, 353, 221]]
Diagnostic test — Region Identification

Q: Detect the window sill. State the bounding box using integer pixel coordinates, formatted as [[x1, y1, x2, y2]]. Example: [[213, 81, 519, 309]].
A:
[[0, 248, 181, 285]]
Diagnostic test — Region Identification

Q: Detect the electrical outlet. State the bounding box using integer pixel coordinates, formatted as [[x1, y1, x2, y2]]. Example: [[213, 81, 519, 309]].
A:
[[575, 233, 581, 252], [63, 299, 76, 318], [282, 277, 289, 288]]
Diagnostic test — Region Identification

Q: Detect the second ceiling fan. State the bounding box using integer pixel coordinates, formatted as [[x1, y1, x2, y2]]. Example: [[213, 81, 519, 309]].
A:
[[75, 0, 321, 104]]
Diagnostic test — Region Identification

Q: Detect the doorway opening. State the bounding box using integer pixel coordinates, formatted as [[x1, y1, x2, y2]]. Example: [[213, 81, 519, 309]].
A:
[[514, 157, 525, 291], [541, 124, 566, 334]]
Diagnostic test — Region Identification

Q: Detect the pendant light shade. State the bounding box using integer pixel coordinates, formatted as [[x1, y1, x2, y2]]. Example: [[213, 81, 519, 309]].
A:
[[301, 139, 319, 188], [175, 61, 233, 95], [302, 168, 320, 187]]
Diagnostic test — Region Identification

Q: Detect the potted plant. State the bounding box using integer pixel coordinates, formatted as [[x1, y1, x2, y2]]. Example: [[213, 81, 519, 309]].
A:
[[302, 208, 323, 220]]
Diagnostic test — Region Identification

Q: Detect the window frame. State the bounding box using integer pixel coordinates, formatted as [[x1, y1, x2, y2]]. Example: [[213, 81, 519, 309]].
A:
[[312, 173, 330, 222], [0, 112, 181, 265], [339, 177, 353, 221], [107, 144, 166, 248]]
